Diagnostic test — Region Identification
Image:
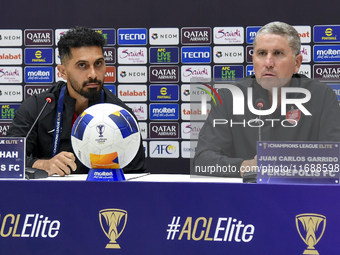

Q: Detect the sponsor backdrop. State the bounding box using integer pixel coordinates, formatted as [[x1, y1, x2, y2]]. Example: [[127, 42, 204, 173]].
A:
[[0, 1, 339, 254], [0, 180, 338, 254], [0, 0, 339, 174]]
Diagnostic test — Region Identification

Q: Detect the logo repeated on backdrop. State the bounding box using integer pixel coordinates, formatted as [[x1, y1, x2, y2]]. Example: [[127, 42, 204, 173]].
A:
[[213, 27, 244, 44], [0, 104, 20, 120], [246, 65, 254, 76], [0, 67, 22, 83], [149, 141, 179, 158], [93, 28, 115, 45], [118, 28, 147, 45], [117, 66, 147, 83], [181, 46, 211, 64], [149, 84, 179, 101], [0, 121, 11, 137], [295, 213, 326, 255], [213, 46, 244, 63], [99, 209, 127, 249], [25, 67, 53, 83], [24, 48, 53, 65], [0, 213, 61, 238], [149, 66, 179, 83], [139, 122, 147, 139], [0, 30, 22, 46], [55, 29, 68, 45], [126, 103, 148, 120], [246, 46, 254, 63], [117, 47, 147, 64], [181, 27, 211, 44], [166, 216, 255, 242], [24, 85, 51, 100], [300, 45, 311, 63], [181, 65, 211, 83], [181, 140, 197, 158], [118, 85, 147, 101], [104, 85, 116, 95], [213, 65, 244, 82], [298, 64, 311, 78], [246, 26, 261, 44], [103, 47, 116, 64], [149, 103, 179, 120], [313, 45, 340, 62], [104, 66, 116, 83], [0, 86, 22, 102], [24, 29, 53, 46], [149, 122, 179, 139], [313, 64, 340, 81], [293, 26, 311, 43], [181, 122, 204, 139], [181, 84, 211, 102], [181, 103, 210, 121], [149, 28, 179, 45], [0, 49, 22, 65], [314, 25, 340, 43], [149, 47, 179, 64]]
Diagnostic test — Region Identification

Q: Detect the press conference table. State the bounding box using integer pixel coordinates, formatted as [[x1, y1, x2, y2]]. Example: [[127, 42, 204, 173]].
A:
[[42, 173, 244, 183], [0, 173, 338, 254]]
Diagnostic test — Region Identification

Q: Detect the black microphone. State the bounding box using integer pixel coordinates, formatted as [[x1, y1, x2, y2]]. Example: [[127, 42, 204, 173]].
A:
[[25, 94, 54, 180], [255, 98, 264, 142], [26, 94, 54, 140], [243, 98, 264, 183]]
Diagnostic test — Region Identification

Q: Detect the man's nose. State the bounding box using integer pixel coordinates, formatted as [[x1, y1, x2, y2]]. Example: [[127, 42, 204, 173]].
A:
[[87, 66, 97, 80], [264, 54, 274, 68]]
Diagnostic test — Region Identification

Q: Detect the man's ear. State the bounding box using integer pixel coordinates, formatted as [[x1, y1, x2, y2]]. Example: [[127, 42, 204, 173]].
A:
[[57, 64, 67, 80], [294, 54, 303, 73]]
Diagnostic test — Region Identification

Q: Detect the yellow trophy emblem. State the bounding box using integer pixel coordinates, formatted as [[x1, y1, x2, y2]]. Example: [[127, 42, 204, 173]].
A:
[[295, 213, 326, 255], [99, 208, 128, 249]]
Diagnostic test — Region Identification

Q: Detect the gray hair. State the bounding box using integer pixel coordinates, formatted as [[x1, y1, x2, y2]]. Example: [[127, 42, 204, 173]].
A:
[[253, 21, 301, 56]]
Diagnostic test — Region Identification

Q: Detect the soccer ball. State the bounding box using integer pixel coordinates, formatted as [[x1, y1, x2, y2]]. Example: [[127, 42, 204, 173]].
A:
[[71, 103, 140, 169]]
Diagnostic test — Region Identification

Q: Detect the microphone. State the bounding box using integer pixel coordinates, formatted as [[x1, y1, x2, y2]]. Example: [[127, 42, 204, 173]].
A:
[[25, 94, 54, 179], [255, 98, 264, 110], [255, 98, 264, 142], [26, 94, 54, 140], [243, 98, 264, 184]]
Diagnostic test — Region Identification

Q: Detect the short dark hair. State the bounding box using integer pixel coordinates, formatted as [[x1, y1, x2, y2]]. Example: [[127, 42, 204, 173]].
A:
[[57, 26, 105, 64]]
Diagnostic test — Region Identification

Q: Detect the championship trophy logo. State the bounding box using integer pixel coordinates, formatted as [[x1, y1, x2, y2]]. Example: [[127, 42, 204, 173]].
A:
[[99, 208, 128, 249], [295, 213, 326, 255], [96, 125, 105, 137]]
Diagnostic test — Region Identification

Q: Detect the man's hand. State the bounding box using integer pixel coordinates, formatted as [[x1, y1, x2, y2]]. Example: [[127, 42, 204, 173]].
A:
[[32, 151, 77, 176], [240, 155, 257, 177]]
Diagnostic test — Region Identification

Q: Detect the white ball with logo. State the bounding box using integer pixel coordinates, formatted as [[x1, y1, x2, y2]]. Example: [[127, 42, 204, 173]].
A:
[[71, 103, 140, 169]]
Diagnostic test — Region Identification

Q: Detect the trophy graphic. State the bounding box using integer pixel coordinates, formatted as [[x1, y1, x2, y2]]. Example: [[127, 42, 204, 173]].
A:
[[295, 213, 326, 255], [99, 209, 127, 249]]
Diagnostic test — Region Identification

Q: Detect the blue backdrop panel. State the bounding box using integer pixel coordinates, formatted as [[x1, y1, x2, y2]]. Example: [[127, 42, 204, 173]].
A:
[[0, 180, 338, 254]]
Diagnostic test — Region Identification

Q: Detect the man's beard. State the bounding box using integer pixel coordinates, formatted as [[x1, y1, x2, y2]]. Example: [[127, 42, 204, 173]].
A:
[[70, 78, 103, 101]]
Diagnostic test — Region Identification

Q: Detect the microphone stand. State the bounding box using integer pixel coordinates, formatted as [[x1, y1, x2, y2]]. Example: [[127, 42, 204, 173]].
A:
[[25, 96, 53, 179]]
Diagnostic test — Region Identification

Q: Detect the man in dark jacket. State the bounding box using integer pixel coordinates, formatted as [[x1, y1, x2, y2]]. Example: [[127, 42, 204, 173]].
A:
[[194, 21, 340, 177], [7, 26, 146, 176]]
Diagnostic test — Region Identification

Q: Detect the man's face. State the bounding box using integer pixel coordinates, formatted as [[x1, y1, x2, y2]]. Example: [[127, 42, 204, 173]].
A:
[[253, 33, 302, 91], [58, 46, 106, 100]]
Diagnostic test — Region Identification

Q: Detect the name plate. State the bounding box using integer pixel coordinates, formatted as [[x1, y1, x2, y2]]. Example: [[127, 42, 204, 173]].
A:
[[257, 141, 340, 184], [0, 138, 25, 179]]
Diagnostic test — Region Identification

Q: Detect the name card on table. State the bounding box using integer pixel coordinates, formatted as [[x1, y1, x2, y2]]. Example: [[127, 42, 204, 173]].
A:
[[256, 141, 340, 184], [0, 138, 25, 179]]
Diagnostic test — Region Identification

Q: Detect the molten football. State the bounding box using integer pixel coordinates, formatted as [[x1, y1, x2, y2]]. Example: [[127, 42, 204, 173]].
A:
[[71, 103, 140, 169]]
